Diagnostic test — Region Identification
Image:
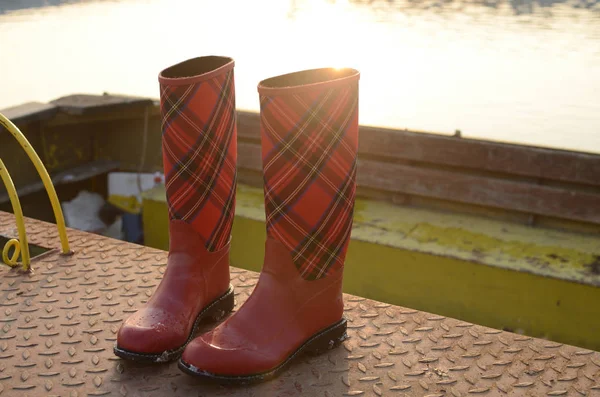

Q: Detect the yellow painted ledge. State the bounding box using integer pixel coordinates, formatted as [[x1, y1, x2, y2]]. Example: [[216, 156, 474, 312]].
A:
[[142, 183, 600, 350], [234, 185, 600, 287]]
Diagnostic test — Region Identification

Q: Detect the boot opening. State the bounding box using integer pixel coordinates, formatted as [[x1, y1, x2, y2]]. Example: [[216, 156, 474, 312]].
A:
[[259, 68, 358, 89], [161, 56, 233, 79]]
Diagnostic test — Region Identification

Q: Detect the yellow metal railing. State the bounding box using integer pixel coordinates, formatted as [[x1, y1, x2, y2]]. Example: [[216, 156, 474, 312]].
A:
[[0, 112, 71, 271]]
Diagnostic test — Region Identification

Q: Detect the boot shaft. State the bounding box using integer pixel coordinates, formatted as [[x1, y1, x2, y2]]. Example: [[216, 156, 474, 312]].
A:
[[158, 56, 238, 252], [257, 68, 360, 280]]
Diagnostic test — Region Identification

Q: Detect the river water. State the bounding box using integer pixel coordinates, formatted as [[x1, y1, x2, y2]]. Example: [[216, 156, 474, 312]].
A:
[[1, 0, 599, 153]]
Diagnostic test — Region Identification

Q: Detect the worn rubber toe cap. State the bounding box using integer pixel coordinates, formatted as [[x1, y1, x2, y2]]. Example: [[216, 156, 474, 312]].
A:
[[117, 308, 187, 354], [181, 332, 276, 376]]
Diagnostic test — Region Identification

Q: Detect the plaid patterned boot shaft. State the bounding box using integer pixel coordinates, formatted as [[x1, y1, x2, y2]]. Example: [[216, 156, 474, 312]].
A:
[[258, 68, 360, 280], [158, 56, 237, 252]]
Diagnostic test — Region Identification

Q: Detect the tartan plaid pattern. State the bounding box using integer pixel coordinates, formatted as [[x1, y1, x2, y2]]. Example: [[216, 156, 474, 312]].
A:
[[160, 69, 237, 252], [259, 82, 359, 280]]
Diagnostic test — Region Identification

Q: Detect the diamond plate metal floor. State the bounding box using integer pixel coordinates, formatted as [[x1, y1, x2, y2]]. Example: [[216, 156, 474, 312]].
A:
[[1, 212, 599, 397]]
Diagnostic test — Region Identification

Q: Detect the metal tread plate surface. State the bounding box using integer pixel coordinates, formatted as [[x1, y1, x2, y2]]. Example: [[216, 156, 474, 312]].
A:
[[1, 212, 599, 397]]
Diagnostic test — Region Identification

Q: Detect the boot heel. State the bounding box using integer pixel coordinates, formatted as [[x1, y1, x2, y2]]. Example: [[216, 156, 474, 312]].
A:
[[305, 318, 348, 356], [206, 286, 235, 322]]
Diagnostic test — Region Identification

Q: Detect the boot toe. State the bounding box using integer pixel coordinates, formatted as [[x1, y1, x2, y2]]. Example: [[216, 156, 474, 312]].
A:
[[181, 333, 275, 376], [117, 310, 186, 354]]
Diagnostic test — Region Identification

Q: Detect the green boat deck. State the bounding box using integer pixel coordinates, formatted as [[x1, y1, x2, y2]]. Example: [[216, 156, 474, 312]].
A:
[[1, 211, 599, 396]]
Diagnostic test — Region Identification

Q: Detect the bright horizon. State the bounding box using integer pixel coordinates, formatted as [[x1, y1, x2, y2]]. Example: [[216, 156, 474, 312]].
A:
[[1, 0, 599, 154]]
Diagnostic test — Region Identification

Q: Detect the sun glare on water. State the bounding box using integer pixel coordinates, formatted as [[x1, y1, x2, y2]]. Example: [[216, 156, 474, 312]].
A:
[[0, 0, 599, 153]]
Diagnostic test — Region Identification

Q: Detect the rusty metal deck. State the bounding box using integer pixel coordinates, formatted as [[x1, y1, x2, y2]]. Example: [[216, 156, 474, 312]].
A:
[[1, 212, 599, 397]]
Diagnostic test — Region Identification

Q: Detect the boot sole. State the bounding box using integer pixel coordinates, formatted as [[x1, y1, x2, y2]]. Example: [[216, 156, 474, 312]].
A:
[[177, 317, 348, 384], [113, 285, 235, 363]]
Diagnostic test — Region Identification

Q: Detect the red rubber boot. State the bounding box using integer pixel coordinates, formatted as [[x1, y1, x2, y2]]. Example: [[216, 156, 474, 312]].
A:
[[114, 56, 238, 363], [179, 67, 360, 382]]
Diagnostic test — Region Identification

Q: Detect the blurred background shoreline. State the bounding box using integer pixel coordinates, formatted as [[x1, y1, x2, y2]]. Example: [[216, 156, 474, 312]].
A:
[[1, 0, 599, 154]]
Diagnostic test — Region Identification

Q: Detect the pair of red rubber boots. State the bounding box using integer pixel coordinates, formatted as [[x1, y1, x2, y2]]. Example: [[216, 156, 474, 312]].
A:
[[113, 56, 360, 384]]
